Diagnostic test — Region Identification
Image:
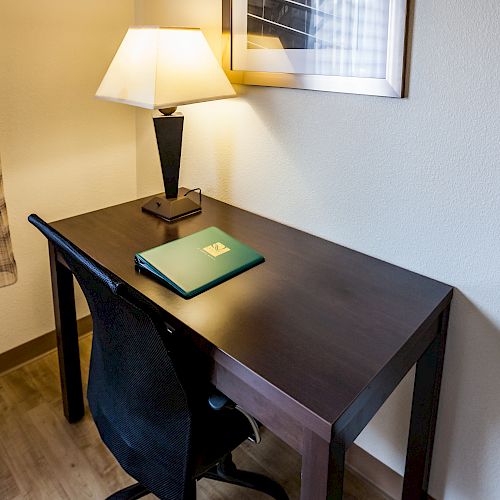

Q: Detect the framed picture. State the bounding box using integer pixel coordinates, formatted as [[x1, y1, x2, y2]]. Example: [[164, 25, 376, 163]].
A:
[[222, 0, 409, 97]]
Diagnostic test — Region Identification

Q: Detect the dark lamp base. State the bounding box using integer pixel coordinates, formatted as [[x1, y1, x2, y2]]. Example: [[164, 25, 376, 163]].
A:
[[142, 196, 201, 222]]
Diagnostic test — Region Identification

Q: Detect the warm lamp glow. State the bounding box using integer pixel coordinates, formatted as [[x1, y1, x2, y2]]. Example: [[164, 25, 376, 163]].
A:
[[95, 26, 236, 222], [96, 26, 236, 110]]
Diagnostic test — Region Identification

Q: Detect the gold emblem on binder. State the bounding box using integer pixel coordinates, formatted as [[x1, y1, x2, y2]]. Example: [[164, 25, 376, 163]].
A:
[[203, 242, 231, 257]]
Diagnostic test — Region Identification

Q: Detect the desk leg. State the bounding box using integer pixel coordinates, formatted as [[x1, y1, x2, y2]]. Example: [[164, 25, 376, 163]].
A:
[[49, 242, 84, 423], [300, 430, 345, 500], [403, 307, 450, 499]]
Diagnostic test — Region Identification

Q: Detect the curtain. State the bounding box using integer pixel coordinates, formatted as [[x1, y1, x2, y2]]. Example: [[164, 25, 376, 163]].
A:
[[312, 0, 390, 78], [0, 156, 17, 287]]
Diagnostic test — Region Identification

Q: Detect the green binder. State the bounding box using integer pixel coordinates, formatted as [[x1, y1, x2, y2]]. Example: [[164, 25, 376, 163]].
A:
[[135, 227, 264, 298]]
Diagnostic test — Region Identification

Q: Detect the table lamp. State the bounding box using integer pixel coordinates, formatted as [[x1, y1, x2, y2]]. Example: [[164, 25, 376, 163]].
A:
[[96, 26, 236, 221]]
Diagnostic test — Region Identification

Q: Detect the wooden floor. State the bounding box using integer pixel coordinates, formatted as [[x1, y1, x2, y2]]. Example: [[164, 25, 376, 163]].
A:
[[0, 335, 390, 500]]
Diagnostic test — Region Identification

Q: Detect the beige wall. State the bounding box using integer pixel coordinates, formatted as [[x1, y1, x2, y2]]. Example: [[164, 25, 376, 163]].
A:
[[0, 0, 136, 353], [135, 1, 500, 499]]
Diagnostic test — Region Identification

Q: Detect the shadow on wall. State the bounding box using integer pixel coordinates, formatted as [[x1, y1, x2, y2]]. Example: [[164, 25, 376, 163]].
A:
[[430, 289, 500, 499]]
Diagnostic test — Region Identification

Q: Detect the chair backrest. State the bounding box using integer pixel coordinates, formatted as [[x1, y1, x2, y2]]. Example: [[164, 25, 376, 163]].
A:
[[29, 214, 194, 500]]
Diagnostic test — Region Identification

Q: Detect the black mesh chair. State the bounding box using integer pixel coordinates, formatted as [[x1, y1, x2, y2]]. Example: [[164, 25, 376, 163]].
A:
[[29, 214, 288, 500]]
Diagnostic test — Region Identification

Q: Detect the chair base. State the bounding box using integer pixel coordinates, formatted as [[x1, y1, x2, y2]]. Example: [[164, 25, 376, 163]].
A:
[[106, 453, 288, 500], [106, 482, 150, 500], [203, 454, 289, 500]]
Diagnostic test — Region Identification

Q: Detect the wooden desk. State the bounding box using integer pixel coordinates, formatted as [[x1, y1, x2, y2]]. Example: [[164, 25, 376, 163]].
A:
[[47, 191, 452, 500]]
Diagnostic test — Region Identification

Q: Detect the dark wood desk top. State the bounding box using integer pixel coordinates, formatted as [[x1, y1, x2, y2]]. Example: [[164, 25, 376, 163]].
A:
[[52, 192, 452, 435]]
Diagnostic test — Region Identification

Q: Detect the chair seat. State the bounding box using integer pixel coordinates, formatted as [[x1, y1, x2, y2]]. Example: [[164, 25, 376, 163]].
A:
[[192, 406, 252, 477]]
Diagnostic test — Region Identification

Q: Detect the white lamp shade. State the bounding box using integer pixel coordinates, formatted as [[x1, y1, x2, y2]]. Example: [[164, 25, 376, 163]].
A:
[[96, 26, 236, 109]]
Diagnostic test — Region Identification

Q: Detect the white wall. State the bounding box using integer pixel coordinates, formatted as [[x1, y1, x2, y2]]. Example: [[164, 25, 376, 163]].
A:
[[135, 1, 500, 499], [0, 0, 136, 353]]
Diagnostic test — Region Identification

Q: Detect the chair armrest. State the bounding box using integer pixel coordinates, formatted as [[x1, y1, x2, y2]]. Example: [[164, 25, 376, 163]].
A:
[[208, 390, 261, 444], [233, 405, 261, 444]]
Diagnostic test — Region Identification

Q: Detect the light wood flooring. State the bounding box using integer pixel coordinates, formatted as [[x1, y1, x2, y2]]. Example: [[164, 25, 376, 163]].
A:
[[0, 335, 390, 500]]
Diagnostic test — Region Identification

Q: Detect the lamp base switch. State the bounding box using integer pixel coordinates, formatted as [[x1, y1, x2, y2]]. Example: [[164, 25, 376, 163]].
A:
[[142, 196, 201, 222]]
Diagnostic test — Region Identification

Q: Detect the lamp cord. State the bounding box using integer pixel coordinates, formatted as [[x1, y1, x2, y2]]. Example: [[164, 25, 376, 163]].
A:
[[184, 188, 202, 207]]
